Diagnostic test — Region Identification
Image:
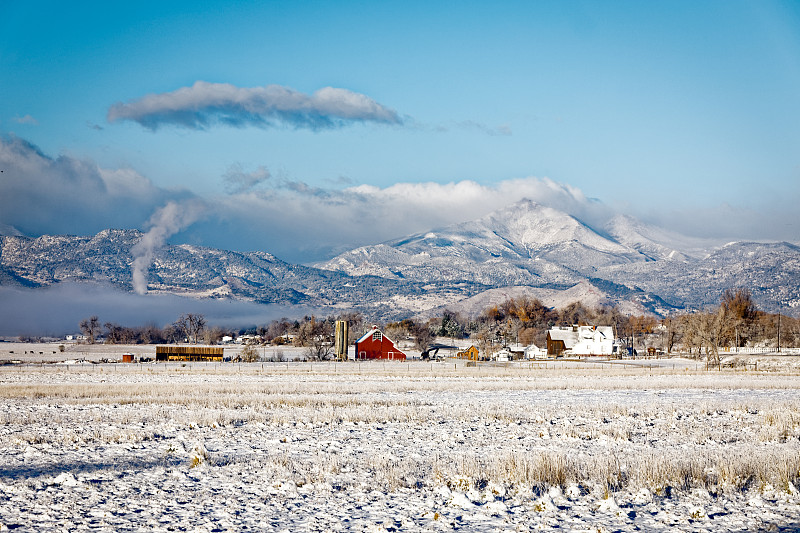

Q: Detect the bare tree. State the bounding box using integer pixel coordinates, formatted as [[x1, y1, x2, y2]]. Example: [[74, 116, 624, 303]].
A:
[[721, 288, 758, 321], [174, 313, 206, 344], [558, 302, 592, 326], [104, 322, 135, 344], [203, 326, 226, 345], [474, 325, 495, 360], [679, 313, 703, 357], [410, 320, 434, 352], [697, 308, 728, 366], [79, 316, 102, 344], [663, 317, 680, 354], [298, 316, 333, 360], [720, 288, 759, 347], [685, 290, 760, 366]]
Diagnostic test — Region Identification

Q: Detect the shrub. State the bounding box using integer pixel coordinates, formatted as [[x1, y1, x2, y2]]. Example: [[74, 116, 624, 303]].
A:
[[239, 345, 260, 362]]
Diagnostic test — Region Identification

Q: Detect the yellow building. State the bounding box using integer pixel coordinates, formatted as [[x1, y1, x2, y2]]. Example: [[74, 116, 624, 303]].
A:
[[456, 345, 480, 361]]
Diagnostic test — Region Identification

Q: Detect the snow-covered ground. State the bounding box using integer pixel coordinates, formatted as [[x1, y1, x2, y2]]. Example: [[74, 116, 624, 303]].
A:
[[1, 363, 800, 532], [0, 342, 313, 363]]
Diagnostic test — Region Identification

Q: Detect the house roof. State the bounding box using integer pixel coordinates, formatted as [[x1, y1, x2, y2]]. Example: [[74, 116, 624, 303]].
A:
[[595, 326, 613, 338]]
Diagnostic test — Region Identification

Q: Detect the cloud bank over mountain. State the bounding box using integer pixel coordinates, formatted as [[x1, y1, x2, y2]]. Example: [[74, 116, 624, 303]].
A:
[[0, 135, 193, 238], [107, 82, 402, 131], [205, 176, 615, 262], [1, 135, 796, 264]]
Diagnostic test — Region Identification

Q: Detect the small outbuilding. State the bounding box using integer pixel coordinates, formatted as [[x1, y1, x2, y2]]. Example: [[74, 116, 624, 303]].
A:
[[456, 345, 480, 361], [355, 326, 407, 360], [492, 347, 512, 362], [524, 343, 547, 359]]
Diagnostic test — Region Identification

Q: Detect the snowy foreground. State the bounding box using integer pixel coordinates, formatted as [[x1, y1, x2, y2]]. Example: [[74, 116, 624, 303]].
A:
[[1, 362, 800, 532]]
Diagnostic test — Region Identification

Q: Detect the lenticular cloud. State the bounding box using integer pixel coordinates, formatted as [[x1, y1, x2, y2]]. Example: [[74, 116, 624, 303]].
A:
[[107, 81, 402, 131]]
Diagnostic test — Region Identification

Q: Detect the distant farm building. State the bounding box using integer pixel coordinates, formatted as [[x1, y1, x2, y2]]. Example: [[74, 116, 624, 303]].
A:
[[492, 344, 526, 361], [492, 347, 512, 361], [524, 343, 547, 359], [546, 326, 616, 356], [456, 345, 480, 360], [507, 343, 527, 360], [156, 345, 224, 362], [355, 326, 407, 360]]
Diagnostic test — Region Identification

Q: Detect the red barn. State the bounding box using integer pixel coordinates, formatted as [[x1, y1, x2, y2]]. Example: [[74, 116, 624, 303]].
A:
[[355, 326, 407, 360]]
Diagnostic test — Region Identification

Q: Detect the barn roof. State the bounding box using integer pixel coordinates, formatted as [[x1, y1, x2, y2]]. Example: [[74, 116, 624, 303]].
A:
[[355, 326, 398, 345], [547, 326, 615, 348], [547, 328, 579, 347]]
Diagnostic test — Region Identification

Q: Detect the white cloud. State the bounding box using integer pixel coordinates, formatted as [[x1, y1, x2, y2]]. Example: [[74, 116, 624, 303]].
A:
[[453, 120, 512, 136], [12, 115, 38, 125], [0, 135, 192, 237], [4, 135, 796, 267], [409, 118, 513, 137], [223, 163, 271, 194], [107, 81, 402, 131], [200, 176, 613, 262]]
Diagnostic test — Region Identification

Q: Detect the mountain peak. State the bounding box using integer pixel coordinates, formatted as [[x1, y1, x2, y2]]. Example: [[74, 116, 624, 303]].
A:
[[317, 200, 647, 285], [605, 214, 715, 261]]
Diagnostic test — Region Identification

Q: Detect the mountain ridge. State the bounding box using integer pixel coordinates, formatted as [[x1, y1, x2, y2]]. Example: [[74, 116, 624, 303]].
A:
[[2, 200, 798, 319]]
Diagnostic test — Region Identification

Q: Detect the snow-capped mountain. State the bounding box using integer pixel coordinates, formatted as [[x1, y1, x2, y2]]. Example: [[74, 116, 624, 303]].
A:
[[2, 199, 798, 320], [316, 199, 800, 315], [596, 240, 800, 312], [316, 200, 649, 286], [424, 280, 665, 319], [0, 229, 491, 318], [603, 214, 714, 262]]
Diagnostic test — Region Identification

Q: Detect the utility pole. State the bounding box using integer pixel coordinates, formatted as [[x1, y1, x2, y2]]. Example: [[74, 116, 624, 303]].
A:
[[778, 312, 782, 354]]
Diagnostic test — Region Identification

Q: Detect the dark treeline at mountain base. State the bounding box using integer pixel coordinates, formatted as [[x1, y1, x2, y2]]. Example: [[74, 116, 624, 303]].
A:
[[56, 289, 800, 363]]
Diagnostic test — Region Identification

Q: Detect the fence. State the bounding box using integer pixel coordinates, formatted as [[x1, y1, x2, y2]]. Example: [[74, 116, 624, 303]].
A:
[[721, 347, 800, 355]]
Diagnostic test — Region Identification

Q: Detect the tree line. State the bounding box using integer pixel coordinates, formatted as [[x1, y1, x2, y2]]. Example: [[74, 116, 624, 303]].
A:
[[75, 288, 798, 362], [408, 288, 798, 361], [79, 313, 212, 345], [76, 311, 368, 360]]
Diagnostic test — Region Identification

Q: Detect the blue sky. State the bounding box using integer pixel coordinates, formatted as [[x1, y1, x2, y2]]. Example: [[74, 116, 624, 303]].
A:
[[1, 0, 799, 262]]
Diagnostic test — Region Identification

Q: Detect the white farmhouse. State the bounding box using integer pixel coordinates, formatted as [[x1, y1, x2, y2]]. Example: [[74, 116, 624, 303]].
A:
[[546, 325, 616, 356], [492, 348, 512, 361], [524, 343, 547, 359]]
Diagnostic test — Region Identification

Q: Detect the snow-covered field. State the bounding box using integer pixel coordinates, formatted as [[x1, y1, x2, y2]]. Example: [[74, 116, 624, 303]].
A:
[[2, 362, 800, 532]]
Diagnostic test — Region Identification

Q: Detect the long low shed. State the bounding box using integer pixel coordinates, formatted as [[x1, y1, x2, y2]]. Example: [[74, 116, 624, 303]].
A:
[[155, 345, 224, 362]]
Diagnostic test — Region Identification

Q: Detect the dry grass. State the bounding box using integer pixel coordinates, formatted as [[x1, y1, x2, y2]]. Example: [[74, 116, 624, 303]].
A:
[[2, 364, 799, 500]]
